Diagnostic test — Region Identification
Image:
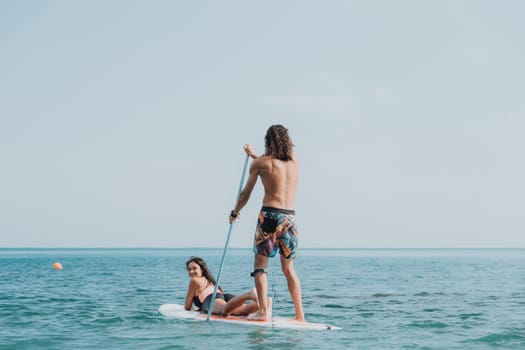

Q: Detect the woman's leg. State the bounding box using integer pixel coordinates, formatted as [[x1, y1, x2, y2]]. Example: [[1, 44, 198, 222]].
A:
[[210, 298, 227, 315], [223, 288, 258, 316]]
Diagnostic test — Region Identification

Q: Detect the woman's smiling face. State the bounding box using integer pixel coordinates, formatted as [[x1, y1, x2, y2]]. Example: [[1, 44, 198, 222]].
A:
[[187, 261, 202, 278]]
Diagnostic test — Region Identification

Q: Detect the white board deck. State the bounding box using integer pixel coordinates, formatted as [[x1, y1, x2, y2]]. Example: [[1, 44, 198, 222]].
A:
[[158, 304, 341, 330]]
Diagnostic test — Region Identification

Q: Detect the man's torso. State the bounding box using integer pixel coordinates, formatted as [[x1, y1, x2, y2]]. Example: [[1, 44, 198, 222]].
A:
[[255, 155, 299, 210]]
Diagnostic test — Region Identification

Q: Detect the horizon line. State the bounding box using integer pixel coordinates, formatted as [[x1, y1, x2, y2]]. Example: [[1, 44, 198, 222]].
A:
[[1, 246, 524, 250]]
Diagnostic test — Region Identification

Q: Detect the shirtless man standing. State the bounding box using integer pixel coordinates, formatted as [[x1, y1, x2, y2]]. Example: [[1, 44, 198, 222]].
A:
[[228, 124, 305, 322]]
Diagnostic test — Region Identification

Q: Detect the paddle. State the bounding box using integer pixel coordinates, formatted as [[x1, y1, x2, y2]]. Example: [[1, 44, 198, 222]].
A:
[[206, 153, 250, 321]]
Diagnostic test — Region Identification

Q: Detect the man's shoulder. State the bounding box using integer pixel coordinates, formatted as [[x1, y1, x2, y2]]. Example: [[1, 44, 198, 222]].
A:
[[253, 155, 272, 165], [255, 154, 297, 161]]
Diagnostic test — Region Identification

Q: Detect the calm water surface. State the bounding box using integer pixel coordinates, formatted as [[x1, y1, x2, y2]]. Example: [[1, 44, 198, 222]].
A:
[[1, 248, 524, 349]]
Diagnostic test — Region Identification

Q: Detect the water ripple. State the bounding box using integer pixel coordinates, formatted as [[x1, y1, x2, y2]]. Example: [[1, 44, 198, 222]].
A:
[[2, 248, 525, 349]]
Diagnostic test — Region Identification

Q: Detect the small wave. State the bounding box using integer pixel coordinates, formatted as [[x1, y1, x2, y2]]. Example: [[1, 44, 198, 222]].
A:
[[127, 311, 163, 322], [470, 332, 525, 346], [407, 320, 449, 329], [413, 292, 445, 297], [321, 303, 351, 310], [96, 272, 114, 276], [371, 293, 395, 298], [135, 288, 163, 294], [90, 314, 126, 324], [47, 297, 82, 303], [459, 312, 483, 320], [312, 294, 341, 299], [422, 308, 441, 313], [19, 310, 45, 317], [0, 303, 30, 312], [370, 293, 407, 298]]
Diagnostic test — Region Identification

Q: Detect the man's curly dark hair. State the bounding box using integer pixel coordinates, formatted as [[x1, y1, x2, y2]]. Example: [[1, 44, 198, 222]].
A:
[[264, 124, 294, 161]]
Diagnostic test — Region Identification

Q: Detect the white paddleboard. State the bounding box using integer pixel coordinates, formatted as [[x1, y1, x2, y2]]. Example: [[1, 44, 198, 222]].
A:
[[159, 304, 341, 330]]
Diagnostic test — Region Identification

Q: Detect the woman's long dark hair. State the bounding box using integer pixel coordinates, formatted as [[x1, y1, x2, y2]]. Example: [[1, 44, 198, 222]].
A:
[[186, 257, 217, 286], [264, 124, 294, 161]]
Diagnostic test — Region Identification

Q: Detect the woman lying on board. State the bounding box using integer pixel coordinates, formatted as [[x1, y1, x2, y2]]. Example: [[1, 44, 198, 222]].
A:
[[184, 256, 271, 317]]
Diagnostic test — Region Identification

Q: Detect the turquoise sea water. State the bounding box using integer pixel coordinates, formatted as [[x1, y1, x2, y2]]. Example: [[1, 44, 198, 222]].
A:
[[1, 248, 525, 349]]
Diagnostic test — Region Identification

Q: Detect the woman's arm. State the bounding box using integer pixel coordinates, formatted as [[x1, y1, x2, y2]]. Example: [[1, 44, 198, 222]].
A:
[[184, 278, 198, 311]]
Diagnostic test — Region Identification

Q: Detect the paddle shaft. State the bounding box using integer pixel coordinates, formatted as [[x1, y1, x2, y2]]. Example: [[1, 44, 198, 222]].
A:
[[206, 154, 250, 321]]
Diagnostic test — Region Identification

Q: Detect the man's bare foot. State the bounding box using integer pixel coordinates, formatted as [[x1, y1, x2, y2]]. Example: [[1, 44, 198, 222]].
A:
[[247, 297, 273, 321], [294, 309, 305, 322], [247, 311, 268, 321]]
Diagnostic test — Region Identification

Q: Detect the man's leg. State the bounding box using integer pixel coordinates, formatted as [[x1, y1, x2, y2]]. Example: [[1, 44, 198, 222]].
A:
[[280, 255, 305, 322], [252, 253, 270, 320]]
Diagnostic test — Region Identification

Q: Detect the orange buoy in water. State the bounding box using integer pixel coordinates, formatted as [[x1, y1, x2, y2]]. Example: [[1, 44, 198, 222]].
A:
[[53, 262, 63, 270]]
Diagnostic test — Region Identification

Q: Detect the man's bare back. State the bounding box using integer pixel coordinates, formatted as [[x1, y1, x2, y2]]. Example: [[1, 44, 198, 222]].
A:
[[230, 144, 299, 215], [253, 155, 299, 210]]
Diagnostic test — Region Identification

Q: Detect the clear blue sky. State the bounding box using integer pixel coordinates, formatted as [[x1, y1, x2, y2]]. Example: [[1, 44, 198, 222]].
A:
[[1, 1, 524, 248]]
